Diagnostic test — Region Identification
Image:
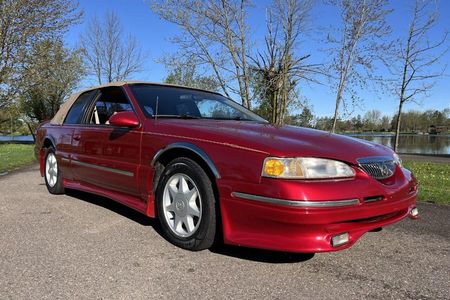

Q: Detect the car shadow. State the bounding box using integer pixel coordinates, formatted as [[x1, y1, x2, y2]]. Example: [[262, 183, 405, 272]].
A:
[[65, 189, 154, 227], [209, 244, 315, 264], [64, 189, 315, 263]]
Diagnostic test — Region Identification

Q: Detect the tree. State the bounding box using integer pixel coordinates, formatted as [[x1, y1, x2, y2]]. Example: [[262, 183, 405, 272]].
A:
[[0, 0, 82, 108], [315, 116, 335, 131], [18, 39, 84, 139], [251, 0, 319, 125], [150, 0, 252, 108], [390, 0, 448, 151], [80, 11, 145, 84], [163, 60, 220, 92], [350, 114, 363, 131], [380, 115, 391, 131], [286, 106, 314, 127], [326, 0, 392, 132], [363, 109, 381, 132]]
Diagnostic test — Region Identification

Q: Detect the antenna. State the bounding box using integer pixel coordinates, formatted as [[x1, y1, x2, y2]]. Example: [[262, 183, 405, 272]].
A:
[[155, 96, 159, 122]]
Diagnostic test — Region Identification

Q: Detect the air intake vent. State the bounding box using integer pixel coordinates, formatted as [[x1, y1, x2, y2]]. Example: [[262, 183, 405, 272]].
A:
[[357, 156, 396, 180]]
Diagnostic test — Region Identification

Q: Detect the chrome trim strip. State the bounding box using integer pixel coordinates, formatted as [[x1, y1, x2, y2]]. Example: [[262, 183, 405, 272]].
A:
[[151, 142, 220, 178], [71, 159, 134, 177], [357, 156, 393, 164], [231, 192, 360, 207]]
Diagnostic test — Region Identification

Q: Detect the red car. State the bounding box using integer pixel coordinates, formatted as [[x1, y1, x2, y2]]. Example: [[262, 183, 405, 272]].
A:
[[35, 81, 419, 253]]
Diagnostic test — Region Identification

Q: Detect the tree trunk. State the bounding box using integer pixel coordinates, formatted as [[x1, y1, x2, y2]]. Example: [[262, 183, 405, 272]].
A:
[[26, 122, 36, 142], [331, 86, 343, 133], [394, 100, 403, 152]]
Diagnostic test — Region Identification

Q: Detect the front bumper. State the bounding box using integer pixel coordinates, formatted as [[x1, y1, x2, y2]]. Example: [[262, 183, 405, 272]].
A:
[[218, 168, 418, 253]]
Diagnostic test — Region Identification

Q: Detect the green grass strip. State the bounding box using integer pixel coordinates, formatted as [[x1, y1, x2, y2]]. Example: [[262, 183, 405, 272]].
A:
[[0, 144, 36, 174]]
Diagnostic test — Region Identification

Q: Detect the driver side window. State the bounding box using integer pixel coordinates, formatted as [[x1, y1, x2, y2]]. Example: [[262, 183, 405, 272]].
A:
[[88, 87, 133, 125]]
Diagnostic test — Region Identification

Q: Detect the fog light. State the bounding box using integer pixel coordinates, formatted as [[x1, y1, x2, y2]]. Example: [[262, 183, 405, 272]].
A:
[[410, 207, 419, 219], [331, 233, 349, 247]]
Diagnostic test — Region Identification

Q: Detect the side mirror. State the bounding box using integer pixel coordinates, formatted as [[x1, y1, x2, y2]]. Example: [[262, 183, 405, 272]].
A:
[[108, 111, 140, 128]]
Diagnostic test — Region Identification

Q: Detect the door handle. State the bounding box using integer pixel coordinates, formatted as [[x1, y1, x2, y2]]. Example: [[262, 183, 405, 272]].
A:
[[73, 135, 81, 141]]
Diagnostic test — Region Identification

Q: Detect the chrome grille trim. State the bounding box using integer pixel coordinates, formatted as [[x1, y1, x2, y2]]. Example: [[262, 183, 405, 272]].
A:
[[357, 156, 396, 180]]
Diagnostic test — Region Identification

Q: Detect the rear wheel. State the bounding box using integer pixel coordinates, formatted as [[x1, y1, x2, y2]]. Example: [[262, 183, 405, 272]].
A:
[[44, 147, 65, 194], [156, 157, 216, 251]]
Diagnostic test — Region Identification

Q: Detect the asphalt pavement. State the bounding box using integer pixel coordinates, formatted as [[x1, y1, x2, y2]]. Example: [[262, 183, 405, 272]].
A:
[[1, 165, 449, 299]]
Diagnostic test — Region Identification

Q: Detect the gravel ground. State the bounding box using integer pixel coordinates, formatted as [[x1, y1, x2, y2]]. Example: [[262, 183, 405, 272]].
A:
[[1, 165, 449, 300]]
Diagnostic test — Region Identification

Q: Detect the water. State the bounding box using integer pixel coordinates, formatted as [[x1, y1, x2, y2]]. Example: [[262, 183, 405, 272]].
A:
[[1, 134, 449, 155], [347, 134, 450, 155], [0, 135, 34, 143]]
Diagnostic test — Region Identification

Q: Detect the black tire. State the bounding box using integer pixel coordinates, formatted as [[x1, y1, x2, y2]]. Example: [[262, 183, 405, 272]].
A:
[[156, 157, 216, 251], [44, 147, 65, 195]]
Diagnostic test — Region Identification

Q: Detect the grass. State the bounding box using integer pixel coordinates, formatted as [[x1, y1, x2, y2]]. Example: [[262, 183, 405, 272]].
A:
[[403, 161, 450, 205], [0, 144, 36, 174]]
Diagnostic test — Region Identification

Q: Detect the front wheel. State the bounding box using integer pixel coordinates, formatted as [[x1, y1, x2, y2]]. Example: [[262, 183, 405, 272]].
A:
[[44, 147, 65, 194], [156, 157, 216, 251]]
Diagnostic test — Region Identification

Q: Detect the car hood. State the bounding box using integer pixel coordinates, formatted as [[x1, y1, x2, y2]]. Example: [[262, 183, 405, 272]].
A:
[[153, 119, 394, 164]]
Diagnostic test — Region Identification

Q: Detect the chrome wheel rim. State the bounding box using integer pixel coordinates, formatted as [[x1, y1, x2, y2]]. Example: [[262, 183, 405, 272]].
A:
[[45, 153, 58, 188], [162, 173, 202, 238]]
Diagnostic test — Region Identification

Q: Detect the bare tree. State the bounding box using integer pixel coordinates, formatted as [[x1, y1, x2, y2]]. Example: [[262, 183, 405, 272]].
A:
[[80, 11, 145, 84], [0, 0, 82, 108], [251, 0, 319, 125], [391, 0, 448, 151], [326, 0, 392, 132], [150, 0, 253, 108]]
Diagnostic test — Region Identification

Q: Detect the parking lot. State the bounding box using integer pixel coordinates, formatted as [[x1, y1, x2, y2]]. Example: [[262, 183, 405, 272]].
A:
[[1, 165, 449, 299]]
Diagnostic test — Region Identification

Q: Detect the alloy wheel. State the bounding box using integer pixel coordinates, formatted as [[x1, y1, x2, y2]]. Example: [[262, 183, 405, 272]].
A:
[[162, 173, 202, 238], [45, 153, 58, 188]]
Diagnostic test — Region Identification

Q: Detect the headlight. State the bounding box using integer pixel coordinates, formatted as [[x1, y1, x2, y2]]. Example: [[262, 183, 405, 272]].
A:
[[393, 153, 402, 167], [262, 157, 355, 179]]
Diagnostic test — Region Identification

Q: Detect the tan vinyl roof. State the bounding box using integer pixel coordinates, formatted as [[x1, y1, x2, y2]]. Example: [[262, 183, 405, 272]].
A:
[[50, 81, 221, 125]]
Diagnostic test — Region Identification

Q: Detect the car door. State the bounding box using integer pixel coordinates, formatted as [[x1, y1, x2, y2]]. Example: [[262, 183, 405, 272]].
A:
[[71, 86, 142, 196], [61, 90, 98, 181]]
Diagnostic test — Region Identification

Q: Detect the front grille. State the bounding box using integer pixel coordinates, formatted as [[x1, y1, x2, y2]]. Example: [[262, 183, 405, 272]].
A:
[[357, 156, 396, 180]]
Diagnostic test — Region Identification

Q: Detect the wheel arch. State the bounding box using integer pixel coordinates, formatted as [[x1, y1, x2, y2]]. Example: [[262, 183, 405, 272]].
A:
[[151, 142, 220, 179], [37, 136, 56, 177], [150, 142, 221, 204], [42, 136, 56, 149]]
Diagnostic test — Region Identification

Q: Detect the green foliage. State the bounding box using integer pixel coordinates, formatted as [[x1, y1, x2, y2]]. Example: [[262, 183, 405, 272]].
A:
[[403, 161, 450, 205], [313, 108, 450, 133], [19, 39, 84, 122], [285, 107, 314, 127], [391, 109, 450, 133], [0, 144, 36, 173], [164, 64, 220, 92], [0, 107, 23, 135], [0, 0, 82, 109]]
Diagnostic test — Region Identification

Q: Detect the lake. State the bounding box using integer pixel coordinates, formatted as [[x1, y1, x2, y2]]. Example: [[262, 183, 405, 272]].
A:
[[347, 134, 450, 155], [0, 135, 34, 143], [1, 134, 450, 155]]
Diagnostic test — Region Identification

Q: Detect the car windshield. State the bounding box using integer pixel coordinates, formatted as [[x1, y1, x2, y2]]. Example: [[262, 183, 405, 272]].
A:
[[129, 84, 267, 122]]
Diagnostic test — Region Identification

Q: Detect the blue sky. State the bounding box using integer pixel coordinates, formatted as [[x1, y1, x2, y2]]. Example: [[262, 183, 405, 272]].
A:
[[65, 0, 450, 118]]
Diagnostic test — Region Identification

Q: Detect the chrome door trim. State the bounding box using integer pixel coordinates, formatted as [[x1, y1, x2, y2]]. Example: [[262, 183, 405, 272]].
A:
[[71, 159, 134, 177], [232, 192, 360, 207]]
